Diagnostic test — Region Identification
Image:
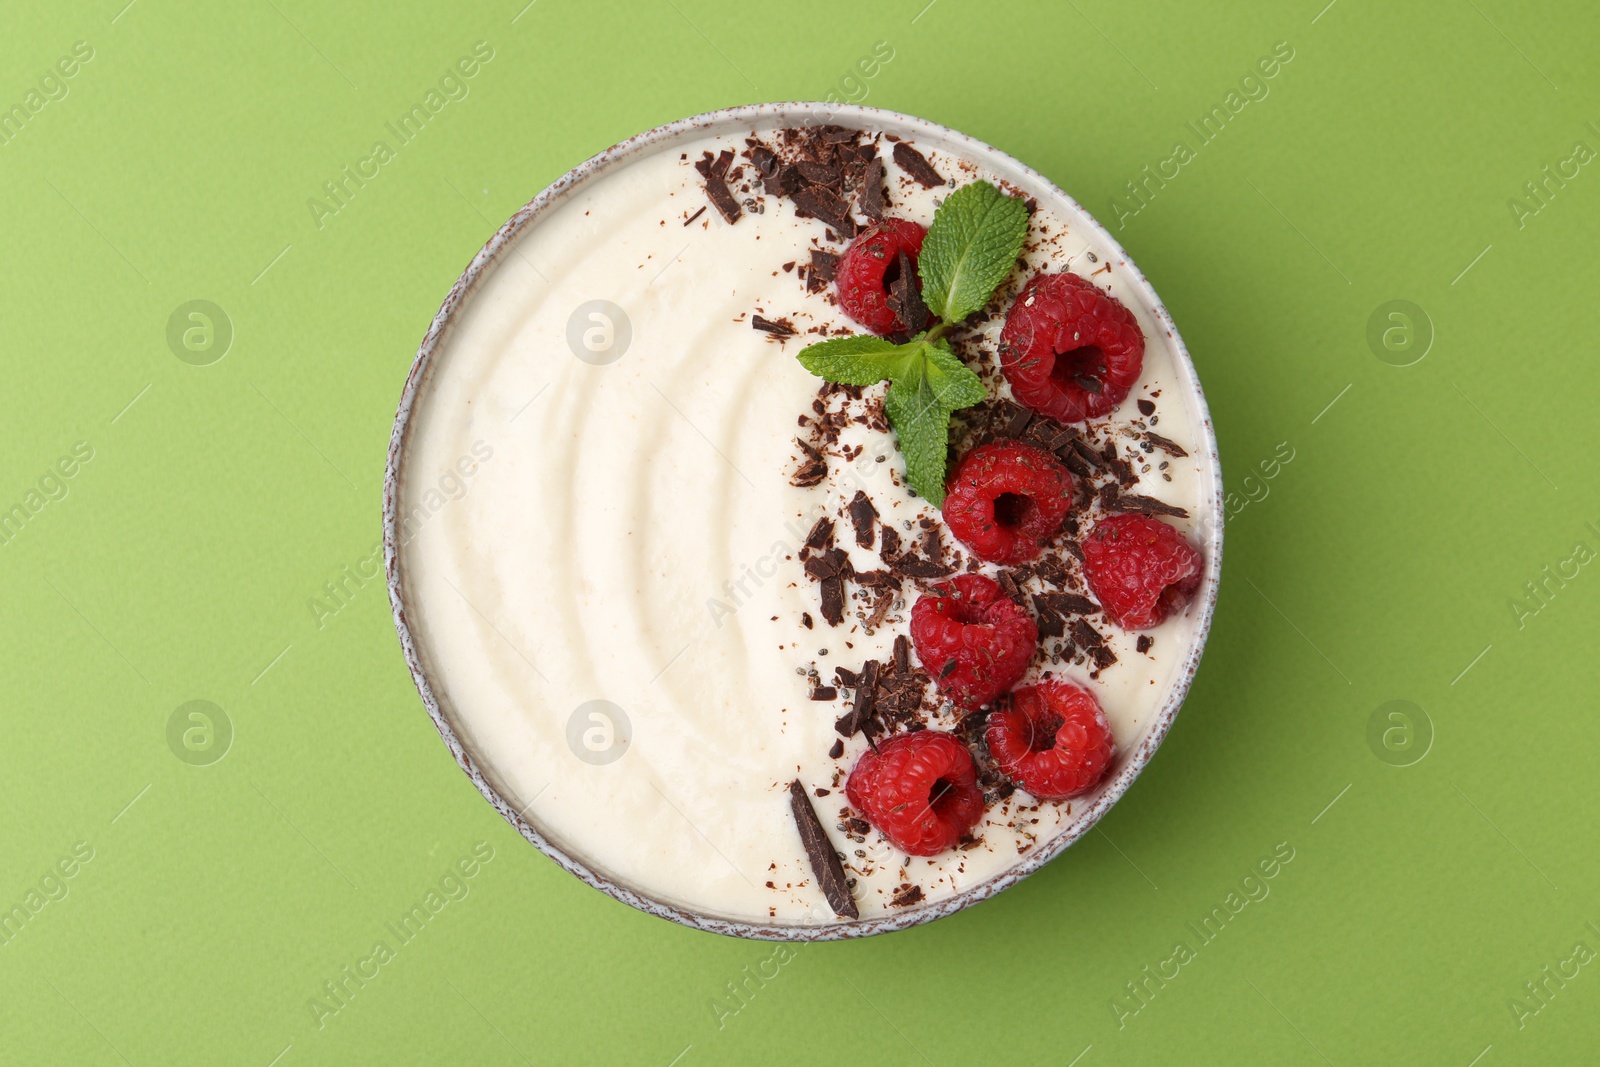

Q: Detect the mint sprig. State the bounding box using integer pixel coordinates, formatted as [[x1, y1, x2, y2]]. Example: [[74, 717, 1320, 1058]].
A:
[[799, 336, 988, 503], [917, 180, 1031, 323], [793, 180, 1029, 505]]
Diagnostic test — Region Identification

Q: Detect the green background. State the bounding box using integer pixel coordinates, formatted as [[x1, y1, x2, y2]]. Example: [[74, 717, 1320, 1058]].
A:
[[2, 0, 1594, 1062]]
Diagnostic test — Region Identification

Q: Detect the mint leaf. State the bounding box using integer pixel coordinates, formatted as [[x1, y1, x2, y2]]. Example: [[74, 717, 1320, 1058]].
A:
[[791, 178, 1027, 505], [917, 180, 1029, 323], [795, 334, 911, 385], [794, 332, 985, 506], [885, 373, 950, 506], [883, 339, 985, 505], [922, 338, 989, 410]]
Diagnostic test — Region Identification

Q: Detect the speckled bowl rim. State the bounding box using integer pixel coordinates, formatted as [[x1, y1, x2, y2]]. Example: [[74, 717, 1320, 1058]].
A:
[[383, 101, 1223, 941]]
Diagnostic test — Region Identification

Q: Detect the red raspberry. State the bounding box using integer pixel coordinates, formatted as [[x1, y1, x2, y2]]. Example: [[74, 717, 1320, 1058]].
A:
[[1081, 514, 1203, 630], [986, 680, 1114, 800], [942, 441, 1073, 565], [845, 731, 985, 856], [835, 219, 928, 335], [910, 574, 1038, 709], [999, 273, 1145, 422]]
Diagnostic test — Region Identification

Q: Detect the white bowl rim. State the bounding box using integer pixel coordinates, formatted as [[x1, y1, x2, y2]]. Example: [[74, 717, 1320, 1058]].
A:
[[382, 101, 1224, 941]]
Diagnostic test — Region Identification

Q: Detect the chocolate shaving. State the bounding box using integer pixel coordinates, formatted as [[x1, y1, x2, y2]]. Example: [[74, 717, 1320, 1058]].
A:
[[879, 524, 901, 560], [1145, 432, 1189, 458], [1032, 598, 1067, 639], [692, 149, 733, 181], [828, 738, 844, 759], [835, 659, 880, 736], [1071, 618, 1104, 649], [761, 164, 800, 199], [804, 515, 835, 551], [788, 780, 858, 919], [810, 686, 838, 701], [796, 160, 841, 187], [1113, 494, 1189, 519], [694, 150, 743, 224], [834, 666, 859, 688], [752, 315, 797, 337], [1038, 591, 1099, 616], [804, 547, 850, 581], [885, 250, 928, 334], [857, 155, 887, 219], [996, 571, 1024, 605], [847, 491, 878, 548], [702, 178, 743, 224], [999, 402, 1034, 439], [791, 439, 827, 488], [1136, 635, 1153, 654], [809, 249, 839, 281], [683, 205, 707, 226], [890, 554, 954, 578], [863, 587, 896, 630], [1137, 399, 1156, 417], [892, 142, 944, 187], [819, 576, 846, 626], [749, 145, 781, 180], [893, 634, 911, 675], [1032, 558, 1067, 585], [1059, 448, 1094, 478], [789, 185, 856, 237], [1070, 438, 1105, 470], [890, 883, 924, 907]]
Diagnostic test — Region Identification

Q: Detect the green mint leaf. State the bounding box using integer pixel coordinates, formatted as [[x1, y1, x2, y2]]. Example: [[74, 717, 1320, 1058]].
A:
[[922, 338, 989, 410], [795, 335, 987, 506], [885, 372, 950, 507], [795, 333, 912, 386], [882, 339, 986, 505], [917, 180, 1030, 323]]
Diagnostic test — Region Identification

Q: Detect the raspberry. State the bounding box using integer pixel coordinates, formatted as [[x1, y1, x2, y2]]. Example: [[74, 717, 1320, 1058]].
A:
[[910, 574, 1038, 709], [1081, 514, 1203, 630], [999, 273, 1145, 422], [835, 219, 928, 335], [986, 680, 1114, 801], [942, 441, 1073, 565], [845, 731, 985, 856]]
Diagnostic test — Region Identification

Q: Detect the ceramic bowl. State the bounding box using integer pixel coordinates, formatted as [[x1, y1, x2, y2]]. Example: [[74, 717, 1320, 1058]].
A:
[[383, 102, 1224, 940]]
